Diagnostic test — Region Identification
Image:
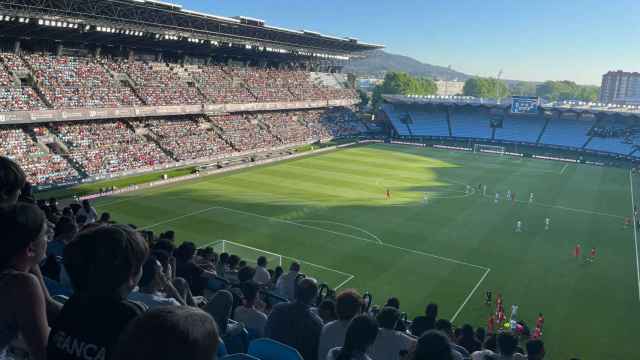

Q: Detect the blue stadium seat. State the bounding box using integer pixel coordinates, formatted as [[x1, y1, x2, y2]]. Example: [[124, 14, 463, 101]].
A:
[[540, 115, 595, 148], [450, 110, 492, 138], [382, 105, 411, 136], [222, 354, 260, 360], [43, 276, 73, 298], [407, 110, 449, 136], [218, 340, 228, 358], [248, 338, 303, 360], [494, 115, 545, 143], [223, 321, 250, 354]]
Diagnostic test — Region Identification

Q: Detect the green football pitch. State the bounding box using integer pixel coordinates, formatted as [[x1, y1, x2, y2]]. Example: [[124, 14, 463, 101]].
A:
[[94, 143, 640, 359]]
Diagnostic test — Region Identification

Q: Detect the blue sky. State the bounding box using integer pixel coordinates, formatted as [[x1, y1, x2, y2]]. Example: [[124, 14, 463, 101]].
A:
[[179, 0, 640, 85]]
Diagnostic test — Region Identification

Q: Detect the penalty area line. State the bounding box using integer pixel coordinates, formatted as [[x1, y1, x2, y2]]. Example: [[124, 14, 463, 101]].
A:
[[450, 267, 491, 324]]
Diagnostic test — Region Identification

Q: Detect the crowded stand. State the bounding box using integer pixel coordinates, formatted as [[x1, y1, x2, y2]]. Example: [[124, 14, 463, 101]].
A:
[[50, 119, 172, 177], [106, 59, 204, 106], [0, 155, 548, 360], [187, 65, 257, 104], [25, 54, 142, 109], [141, 116, 235, 161], [211, 113, 283, 152], [0, 126, 79, 185], [0, 53, 48, 112]]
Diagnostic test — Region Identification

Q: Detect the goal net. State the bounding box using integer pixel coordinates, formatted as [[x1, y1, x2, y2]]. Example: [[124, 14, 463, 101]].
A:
[[211, 240, 283, 267], [474, 144, 505, 155]]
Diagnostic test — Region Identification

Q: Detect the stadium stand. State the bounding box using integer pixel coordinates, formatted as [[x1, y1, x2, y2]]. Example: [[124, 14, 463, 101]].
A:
[[382, 105, 412, 136], [494, 115, 546, 143], [449, 109, 492, 139], [539, 114, 595, 148], [0, 52, 48, 112], [25, 53, 142, 109], [407, 110, 450, 137]]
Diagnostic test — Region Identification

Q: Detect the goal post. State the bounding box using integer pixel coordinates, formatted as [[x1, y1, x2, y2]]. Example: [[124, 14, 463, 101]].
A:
[[210, 240, 283, 267], [474, 144, 506, 156]]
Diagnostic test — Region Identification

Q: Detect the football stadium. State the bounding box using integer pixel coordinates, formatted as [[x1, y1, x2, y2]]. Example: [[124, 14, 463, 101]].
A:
[[0, 1, 639, 360]]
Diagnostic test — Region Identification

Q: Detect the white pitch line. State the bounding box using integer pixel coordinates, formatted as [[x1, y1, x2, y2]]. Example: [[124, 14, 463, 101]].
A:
[[451, 268, 491, 323], [560, 164, 569, 175], [480, 193, 624, 219], [335, 275, 355, 290], [296, 220, 383, 244], [629, 170, 640, 302], [140, 205, 488, 271]]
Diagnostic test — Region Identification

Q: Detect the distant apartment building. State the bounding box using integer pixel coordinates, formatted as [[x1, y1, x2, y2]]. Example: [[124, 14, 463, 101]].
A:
[[435, 80, 465, 96], [600, 71, 640, 105], [357, 78, 384, 91]]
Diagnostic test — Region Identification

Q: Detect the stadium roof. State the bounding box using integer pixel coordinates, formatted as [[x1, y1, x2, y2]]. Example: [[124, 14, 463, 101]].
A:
[[383, 94, 640, 118], [0, 0, 383, 57]]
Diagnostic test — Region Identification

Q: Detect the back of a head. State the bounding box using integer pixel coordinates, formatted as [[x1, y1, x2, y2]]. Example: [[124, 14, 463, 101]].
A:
[[175, 242, 196, 262], [414, 330, 453, 360], [63, 224, 149, 295], [257, 256, 267, 267], [0, 156, 26, 206], [377, 306, 401, 330], [240, 281, 260, 305], [228, 254, 240, 268], [482, 334, 497, 352], [526, 339, 545, 360], [219, 252, 229, 264], [0, 203, 46, 269], [335, 289, 363, 321], [338, 315, 379, 360], [290, 261, 300, 272], [385, 297, 400, 309], [55, 216, 78, 238], [238, 265, 256, 283], [434, 319, 453, 337], [460, 324, 475, 339], [99, 212, 111, 222], [426, 303, 438, 318], [295, 277, 318, 304], [138, 255, 161, 289], [114, 306, 219, 360], [497, 332, 518, 356]]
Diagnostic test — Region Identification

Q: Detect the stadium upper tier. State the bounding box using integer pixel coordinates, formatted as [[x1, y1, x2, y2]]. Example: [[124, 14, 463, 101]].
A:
[[0, 52, 358, 113], [0, 107, 367, 186], [382, 103, 640, 158]]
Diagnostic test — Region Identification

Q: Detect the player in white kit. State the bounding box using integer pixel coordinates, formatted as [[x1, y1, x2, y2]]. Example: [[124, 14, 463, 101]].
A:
[[423, 192, 429, 205], [506, 190, 512, 201], [545, 217, 550, 230], [483, 185, 487, 196], [529, 192, 534, 203], [495, 192, 500, 204], [516, 220, 522, 232]]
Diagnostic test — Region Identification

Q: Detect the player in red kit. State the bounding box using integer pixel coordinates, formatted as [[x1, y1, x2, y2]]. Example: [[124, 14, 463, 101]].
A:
[[536, 313, 544, 329], [574, 244, 581, 258], [588, 247, 596, 262], [487, 314, 496, 334], [531, 326, 542, 339]]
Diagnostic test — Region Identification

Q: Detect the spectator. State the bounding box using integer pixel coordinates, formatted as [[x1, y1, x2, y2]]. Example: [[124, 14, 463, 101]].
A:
[[225, 255, 241, 283], [205, 290, 244, 340], [496, 332, 525, 360], [411, 303, 438, 336], [271, 265, 284, 288], [77, 200, 98, 224], [412, 330, 454, 360], [128, 254, 185, 308], [327, 315, 378, 360], [113, 306, 219, 360], [265, 278, 322, 360], [98, 212, 112, 223], [435, 319, 468, 359], [253, 256, 271, 284], [318, 289, 363, 360], [234, 281, 268, 338], [0, 156, 26, 206], [174, 242, 215, 296], [457, 324, 482, 354], [0, 203, 52, 360], [47, 224, 149, 360], [525, 339, 545, 360], [276, 261, 300, 300], [371, 306, 417, 360], [470, 334, 497, 360], [47, 216, 78, 258], [216, 252, 229, 276], [475, 328, 486, 343], [317, 299, 337, 323], [384, 297, 407, 332]]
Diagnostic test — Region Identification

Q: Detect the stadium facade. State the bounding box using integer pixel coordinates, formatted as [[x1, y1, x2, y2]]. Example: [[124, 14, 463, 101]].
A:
[[381, 94, 640, 162], [0, 0, 383, 189]]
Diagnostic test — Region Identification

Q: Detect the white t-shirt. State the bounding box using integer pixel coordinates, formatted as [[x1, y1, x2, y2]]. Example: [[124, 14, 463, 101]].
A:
[[233, 305, 268, 338], [370, 328, 416, 360], [128, 291, 181, 309], [326, 347, 372, 360], [253, 266, 271, 284], [318, 320, 350, 360]]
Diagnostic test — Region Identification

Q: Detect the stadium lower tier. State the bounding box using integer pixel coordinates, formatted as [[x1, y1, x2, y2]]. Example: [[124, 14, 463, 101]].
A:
[[382, 105, 640, 158], [0, 107, 368, 186]]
